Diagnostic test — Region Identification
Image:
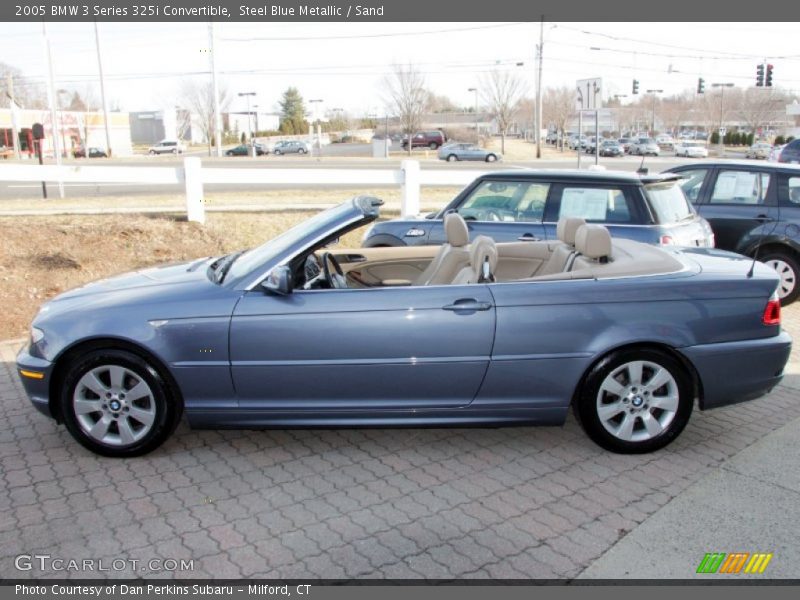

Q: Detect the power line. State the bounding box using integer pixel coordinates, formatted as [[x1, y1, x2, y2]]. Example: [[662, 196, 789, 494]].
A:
[[220, 22, 527, 42]]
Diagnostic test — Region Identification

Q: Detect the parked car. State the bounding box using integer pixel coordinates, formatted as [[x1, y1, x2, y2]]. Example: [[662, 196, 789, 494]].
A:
[[569, 135, 588, 150], [73, 147, 107, 158], [599, 140, 624, 157], [779, 139, 800, 164], [656, 135, 675, 149], [618, 138, 633, 153], [225, 144, 266, 156], [745, 142, 773, 160], [769, 144, 786, 162], [674, 142, 709, 158], [17, 196, 790, 457], [438, 143, 500, 163], [362, 170, 714, 249], [147, 140, 185, 155], [401, 131, 446, 150], [630, 138, 660, 156], [272, 140, 310, 155], [665, 161, 800, 304]]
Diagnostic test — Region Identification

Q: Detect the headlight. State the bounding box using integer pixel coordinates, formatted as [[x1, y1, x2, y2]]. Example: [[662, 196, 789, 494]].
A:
[[31, 327, 45, 344]]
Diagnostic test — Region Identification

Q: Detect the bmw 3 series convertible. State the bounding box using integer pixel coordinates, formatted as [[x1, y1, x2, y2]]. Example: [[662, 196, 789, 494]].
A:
[[17, 196, 792, 457]]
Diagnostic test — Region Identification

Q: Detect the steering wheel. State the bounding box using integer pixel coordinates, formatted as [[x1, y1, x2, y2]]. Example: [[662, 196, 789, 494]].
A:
[[482, 209, 502, 222], [321, 252, 347, 289]]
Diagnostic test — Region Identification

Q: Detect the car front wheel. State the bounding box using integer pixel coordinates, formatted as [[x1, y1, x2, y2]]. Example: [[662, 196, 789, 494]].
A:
[[762, 251, 799, 305], [60, 349, 181, 457], [575, 348, 693, 454], [447, 154, 458, 162]]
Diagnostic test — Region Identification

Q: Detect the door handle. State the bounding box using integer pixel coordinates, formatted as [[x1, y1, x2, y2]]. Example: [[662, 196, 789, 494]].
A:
[[517, 234, 541, 242], [442, 298, 493, 312]]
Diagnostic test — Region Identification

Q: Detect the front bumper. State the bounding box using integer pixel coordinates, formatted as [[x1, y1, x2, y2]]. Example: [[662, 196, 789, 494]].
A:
[[16, 343, 55, 418], [681, 331, 792, 410]]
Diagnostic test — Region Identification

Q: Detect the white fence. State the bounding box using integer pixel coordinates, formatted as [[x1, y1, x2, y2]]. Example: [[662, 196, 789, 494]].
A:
[[0, 159, 486, 223]]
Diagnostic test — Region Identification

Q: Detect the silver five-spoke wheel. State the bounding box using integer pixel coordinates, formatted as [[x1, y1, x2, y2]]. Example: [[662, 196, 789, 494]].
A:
[[596, 360, 679, 443], [73, 365, 156, 446]]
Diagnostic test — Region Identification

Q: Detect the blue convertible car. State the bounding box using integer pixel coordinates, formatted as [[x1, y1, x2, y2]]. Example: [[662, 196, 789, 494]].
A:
[[17, 197, 791, 457]]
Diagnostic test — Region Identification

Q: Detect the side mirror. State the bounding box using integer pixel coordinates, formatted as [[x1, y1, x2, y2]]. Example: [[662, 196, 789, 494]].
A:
[[262, 265, 293, 296]]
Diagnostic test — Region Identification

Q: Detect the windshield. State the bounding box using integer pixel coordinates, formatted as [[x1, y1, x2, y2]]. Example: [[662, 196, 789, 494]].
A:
[[223, 203, 358, 283], [645, 181, 694, 223]]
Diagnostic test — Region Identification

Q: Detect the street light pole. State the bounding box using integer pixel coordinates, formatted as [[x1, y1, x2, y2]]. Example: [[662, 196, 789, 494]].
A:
[[536, 16, 544, 159], [468, 87, 478, 139], [711, 83, 734, 156], [237, 92, 256, 156], [93, 22, 112, 157], [646, 89, 663, 137], [309, 99, 323, 158]]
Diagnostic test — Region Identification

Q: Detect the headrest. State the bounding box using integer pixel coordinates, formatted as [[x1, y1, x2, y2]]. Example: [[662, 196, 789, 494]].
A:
[[470, 236, 498, 268], [575, 224, 612, 261], [444, 212, 469, 247], [556, 217, 587, 246]]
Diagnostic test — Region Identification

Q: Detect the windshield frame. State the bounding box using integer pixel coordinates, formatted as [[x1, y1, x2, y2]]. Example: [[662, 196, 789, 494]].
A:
[[221, 200, 372, 290]]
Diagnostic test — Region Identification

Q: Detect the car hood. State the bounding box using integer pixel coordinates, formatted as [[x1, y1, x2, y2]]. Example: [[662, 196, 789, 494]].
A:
[[45, 258, 216, 307]]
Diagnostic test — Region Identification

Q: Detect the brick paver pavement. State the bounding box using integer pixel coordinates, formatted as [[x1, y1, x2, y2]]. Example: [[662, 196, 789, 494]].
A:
[[1, 306, 798, 580]]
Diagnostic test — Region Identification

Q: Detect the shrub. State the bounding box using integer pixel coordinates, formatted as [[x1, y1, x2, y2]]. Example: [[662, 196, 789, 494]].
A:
[[775, 135, 785, 145], [710, 131, 720, 145]]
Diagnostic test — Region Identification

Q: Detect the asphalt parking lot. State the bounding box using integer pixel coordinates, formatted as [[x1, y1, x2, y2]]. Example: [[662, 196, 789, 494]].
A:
[[1, 306, 798, 580]]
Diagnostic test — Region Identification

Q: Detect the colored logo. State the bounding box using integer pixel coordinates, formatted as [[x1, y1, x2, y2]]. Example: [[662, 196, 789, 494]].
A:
[[696, 552, 773, 574]]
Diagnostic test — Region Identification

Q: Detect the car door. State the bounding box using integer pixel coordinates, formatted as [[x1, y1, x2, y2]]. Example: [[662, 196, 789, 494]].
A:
[[693, 167, 779, 253], [428, 179, 550, 244], [229, 284, 496, 410]]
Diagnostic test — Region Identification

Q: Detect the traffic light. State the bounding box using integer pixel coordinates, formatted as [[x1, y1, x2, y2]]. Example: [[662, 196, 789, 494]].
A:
[[766, 64, 774, 87], [632, 79, 639, 95], [756, 63, 765, 87], [697, 77, 705, 94]]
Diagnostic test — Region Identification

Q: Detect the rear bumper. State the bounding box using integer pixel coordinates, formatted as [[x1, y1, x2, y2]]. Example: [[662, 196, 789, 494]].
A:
[[681, 331, 792, 410], [15, 343, 55, 418]]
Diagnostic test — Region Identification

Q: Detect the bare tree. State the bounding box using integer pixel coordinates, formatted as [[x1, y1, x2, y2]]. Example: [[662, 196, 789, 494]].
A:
[[382, 64, 428, 155], [542, 86, 575, 150], [481, 69, 526, 153], [738, 87, 791, 138], [0, 61, 46, 109], [180, 78, 231, 155]]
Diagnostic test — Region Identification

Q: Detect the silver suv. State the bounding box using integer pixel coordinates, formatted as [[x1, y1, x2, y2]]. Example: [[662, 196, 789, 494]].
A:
[[272, 140, 310, 155], [148, 140, 186, 155]]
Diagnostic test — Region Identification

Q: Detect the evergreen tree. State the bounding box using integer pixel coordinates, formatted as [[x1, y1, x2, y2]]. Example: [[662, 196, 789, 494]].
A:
[[279, 87, 309, 134]]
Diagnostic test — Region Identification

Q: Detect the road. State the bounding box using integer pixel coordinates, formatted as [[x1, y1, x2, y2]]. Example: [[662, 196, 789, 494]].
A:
[[0, 150, 728, 200]]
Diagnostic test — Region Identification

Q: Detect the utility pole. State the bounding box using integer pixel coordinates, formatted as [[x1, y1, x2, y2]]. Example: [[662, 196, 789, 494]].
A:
[[6, 74, 21, 160], [208, 22, 223, 157], [42, 23, 64, 198], [468, 87, 478, 138], [536, 16, 544, 159], [93, 22, 113, 157]]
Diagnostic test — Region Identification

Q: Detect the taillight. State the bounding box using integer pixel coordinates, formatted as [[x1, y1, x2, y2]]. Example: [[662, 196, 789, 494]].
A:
[[763, 292, 781, 326], [660, 235, 675, 245]]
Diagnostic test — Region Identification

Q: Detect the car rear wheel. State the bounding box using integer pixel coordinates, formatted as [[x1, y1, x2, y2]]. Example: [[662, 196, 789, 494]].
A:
[[429, 142, 438, 150], [148, 150, 156, 155], [575, 348, 693, 454], [298, 148, 307, 154], [60, 349, 180, 457], [485, 154, 497, 162], [761, 252, 799, 305]]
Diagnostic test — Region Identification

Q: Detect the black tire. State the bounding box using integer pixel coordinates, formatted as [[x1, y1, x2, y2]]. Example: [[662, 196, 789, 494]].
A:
[[274, 149, 282, 155], [761, 251, 800, 306], [60, 349, 181, 457], [148, 150, 156, 155], [447, 154, 458, 162], [429, 142, 439, 150], [485, 154, 497, 162], [298, 148, 307, 154], [575, 347, 694, 454]]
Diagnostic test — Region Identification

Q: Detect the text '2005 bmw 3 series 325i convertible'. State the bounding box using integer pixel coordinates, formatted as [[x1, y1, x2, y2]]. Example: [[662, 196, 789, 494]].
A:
[[17, 196, 792, 457]]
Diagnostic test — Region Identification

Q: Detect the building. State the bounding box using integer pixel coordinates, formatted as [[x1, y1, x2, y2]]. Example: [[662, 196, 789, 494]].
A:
[[226, 111, 280, 136], [0, 107, 132, 157]]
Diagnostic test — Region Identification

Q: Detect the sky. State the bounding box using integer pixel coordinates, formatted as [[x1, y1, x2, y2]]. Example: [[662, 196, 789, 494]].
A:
[[2, 21, 799, 117]]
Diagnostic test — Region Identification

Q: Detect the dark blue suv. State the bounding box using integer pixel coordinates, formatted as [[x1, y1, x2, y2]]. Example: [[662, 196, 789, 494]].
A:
[[666, 160, 800, 305], [363, 169, 713, 250]]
